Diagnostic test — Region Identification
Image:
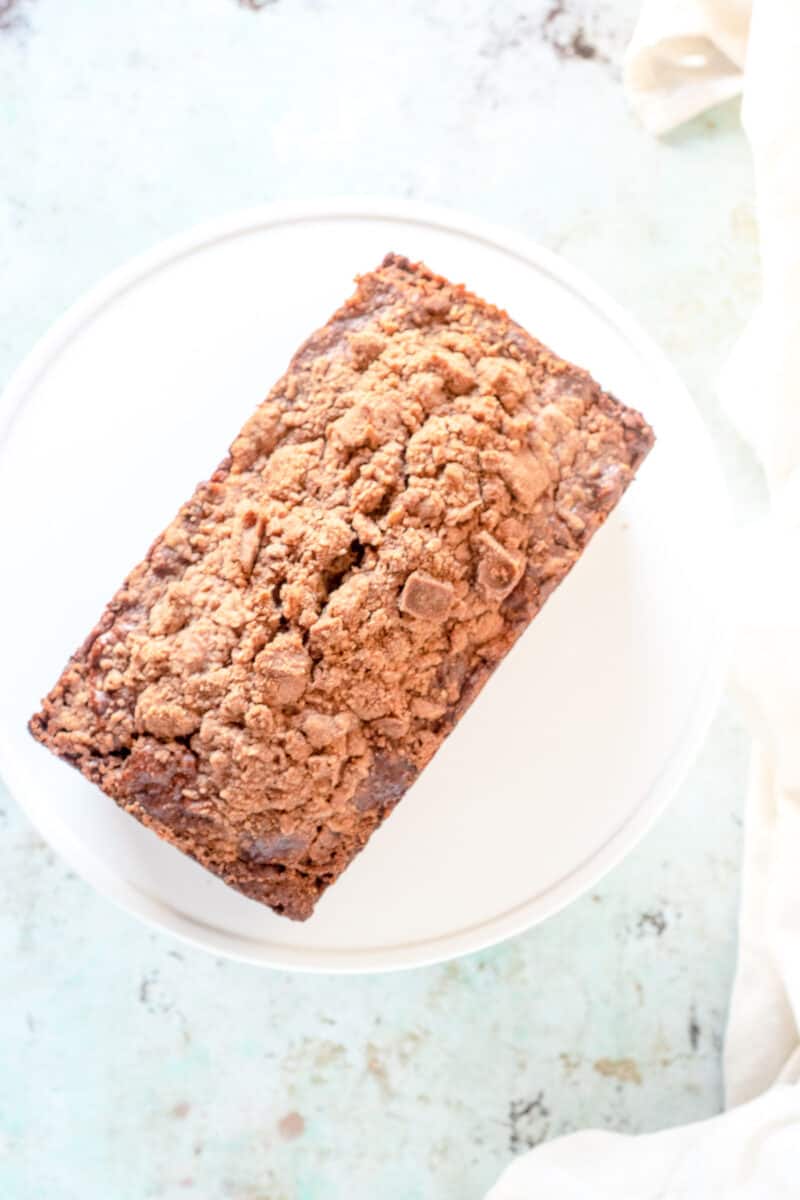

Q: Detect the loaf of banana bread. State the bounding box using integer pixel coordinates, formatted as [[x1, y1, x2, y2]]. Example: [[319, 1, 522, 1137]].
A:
[[29, 254, 654, 920]]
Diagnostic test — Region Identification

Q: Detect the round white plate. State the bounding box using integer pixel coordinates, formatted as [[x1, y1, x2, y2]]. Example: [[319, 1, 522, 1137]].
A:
[[0, 201, 730, 972]]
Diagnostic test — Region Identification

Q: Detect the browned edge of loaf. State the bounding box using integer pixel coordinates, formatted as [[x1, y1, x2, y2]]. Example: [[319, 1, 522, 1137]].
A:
[[29, 253, 655, 920]]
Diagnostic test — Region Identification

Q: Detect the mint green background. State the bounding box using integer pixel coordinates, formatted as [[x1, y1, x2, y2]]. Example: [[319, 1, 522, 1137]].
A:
[[0, 1, 762, 1196]]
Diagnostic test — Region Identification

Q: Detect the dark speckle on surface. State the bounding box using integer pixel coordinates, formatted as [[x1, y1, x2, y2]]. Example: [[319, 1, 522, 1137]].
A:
[[637, 910, 667, 937], [594, 1058, 643, 1086], [138, 969, 180, 1021], [569, 27, 597, 59], [0, 0, 30, 32], [277, 1111, 305, 1141], [689, 1006, 701, 1052], [139, 971, 157, 1004], [541, 1, 608, 63], [509, 1093, 550, 1153], [478, 0, 616, 68]]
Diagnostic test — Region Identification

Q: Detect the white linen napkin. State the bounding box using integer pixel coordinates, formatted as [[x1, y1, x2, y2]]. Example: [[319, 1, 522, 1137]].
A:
[[487, 1085, 800, 1199], [487, 1, 800, 1193]]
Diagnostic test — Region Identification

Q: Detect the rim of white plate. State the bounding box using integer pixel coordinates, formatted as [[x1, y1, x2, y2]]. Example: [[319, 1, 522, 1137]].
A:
[[0, 199, 733, 972]]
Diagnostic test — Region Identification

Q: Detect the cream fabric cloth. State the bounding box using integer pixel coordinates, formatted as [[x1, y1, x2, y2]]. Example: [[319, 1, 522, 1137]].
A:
[[488, 1, 800, 1194]]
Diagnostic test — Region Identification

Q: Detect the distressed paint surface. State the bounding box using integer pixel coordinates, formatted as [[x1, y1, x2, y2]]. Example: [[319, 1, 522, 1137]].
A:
[[0, 1, 761, 1197]]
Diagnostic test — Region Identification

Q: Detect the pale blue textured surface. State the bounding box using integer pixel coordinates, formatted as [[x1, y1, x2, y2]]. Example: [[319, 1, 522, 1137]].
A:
[[0, 2, 762, 1197]]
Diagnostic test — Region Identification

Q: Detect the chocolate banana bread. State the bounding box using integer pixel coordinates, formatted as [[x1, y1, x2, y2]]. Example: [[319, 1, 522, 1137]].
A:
[[29, 255, 654, 920]]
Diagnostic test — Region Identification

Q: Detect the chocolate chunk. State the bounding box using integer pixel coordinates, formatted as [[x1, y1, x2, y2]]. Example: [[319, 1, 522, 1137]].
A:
[[117, 738, 198, 825], [398, 571, 454, 622], [499, 451, 550, 511], [254, 640, 311, 706], [240, 832, 309, 864], [352, 752, 417, 812], [475, 532, 526, 602]]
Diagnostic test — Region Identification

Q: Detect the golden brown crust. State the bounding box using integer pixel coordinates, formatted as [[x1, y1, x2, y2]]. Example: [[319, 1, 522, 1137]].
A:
[[29, 254, 654, 920]]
